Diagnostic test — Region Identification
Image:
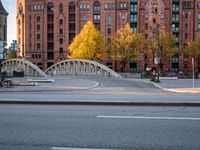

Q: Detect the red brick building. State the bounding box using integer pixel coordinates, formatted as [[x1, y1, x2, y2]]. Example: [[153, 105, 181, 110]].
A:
[[16, 0, 200, 73]]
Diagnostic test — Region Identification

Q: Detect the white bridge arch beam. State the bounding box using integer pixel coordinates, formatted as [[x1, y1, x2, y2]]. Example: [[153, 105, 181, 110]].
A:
[[45, 59, 122, 78], [2, 59, 47, 77]]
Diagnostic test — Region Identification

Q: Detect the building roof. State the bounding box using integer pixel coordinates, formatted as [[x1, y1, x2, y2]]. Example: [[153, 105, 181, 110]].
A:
[[0, 0, 8, 15]]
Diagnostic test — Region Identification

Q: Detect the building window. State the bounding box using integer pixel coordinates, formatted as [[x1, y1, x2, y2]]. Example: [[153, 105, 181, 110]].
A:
[[123, 3, 127, 8], [185, 33, 188, 40], [160, 14, 164, 19], [185, 13, 188, 19], [37, 16, 40, 22], [93, 1, 101, 30], [153, 18, 156, 24], [37, 24, 40, 31], [107, 15, 112, 26], [37, 43, 40, 49], [59, 19, 63, 26], [82, 15, 87, 22], [183, 1, 191, 8], [69, 2, 76, 44], [107, 28, 111, 35], [198, 14, 200, 20], [59, 38, 63, 45], [59, 29, 63, 35], [80, 4, 83, 9], [120, 2, 123, 8], [145, 34, 148, 39], [144, 13, 148, 19], [59, 3, 63, 13], [59, 48, 63, 53], [37, 34, 40, 40], [185, 23, 188, 30], [94, 1, 100, 12], [145, 23, 148, 30], [198, 2, 200, 8]]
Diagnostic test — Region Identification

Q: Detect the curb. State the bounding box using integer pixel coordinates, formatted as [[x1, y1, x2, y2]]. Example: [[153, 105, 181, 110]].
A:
[[0, 100, 200, 107], [152, 82, 200, 94]]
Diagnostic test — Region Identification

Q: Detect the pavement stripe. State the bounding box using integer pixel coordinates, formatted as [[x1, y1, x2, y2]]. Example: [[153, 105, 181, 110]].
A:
[[52, 147, 116, 150], [97, 116, 200, 121]]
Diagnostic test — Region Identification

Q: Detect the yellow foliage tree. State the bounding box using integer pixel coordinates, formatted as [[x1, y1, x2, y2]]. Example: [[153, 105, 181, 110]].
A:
[[68, 21, 104, 60], [111, 23, 144, 72], [145, 29, 177, 69], [186, 39, 200, 68]]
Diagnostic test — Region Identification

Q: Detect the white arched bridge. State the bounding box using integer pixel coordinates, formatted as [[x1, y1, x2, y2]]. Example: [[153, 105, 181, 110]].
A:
[[1, 59, 121, 78], [1, 59, 47, 77]]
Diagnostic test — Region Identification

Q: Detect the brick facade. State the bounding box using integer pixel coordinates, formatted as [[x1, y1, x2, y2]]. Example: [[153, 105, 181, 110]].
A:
[[16, 0, 200, 73]]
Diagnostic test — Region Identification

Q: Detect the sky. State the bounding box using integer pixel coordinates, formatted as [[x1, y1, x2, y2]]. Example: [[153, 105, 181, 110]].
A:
[[2, 0, 16, 47]]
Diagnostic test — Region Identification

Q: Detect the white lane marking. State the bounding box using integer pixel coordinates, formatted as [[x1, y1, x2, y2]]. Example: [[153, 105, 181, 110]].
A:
[[52, 147, 116, 150], [0, 99, 24, 101], [97, 116, 200, 121]]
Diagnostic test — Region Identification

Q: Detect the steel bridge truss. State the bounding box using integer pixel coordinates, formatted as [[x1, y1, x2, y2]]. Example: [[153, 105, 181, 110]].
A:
[[1, 59, 47, 77], [2, 59, 121, 78], [45, 59, 121, 78]]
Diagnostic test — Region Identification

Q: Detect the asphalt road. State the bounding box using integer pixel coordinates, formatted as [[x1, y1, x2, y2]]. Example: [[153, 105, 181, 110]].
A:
[[0, 77, 200, 103], [0, 104, 200, 150]]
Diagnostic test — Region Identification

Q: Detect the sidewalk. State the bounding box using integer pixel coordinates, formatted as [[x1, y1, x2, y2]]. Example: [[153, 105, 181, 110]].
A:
[[153, 79, 200, 94]]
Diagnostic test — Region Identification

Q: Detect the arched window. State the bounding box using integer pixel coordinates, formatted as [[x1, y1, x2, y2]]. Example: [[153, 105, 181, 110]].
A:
[[69, 2, 75, 12], [47, 2, 54, 14], [59, 3, 63, 13], [93, 1, 100, 12]]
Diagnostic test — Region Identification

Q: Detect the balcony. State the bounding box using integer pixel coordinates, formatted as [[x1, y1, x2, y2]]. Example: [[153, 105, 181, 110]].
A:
[[130, 18, 137, 23], [130, 8, 137, 13], [172, 17, 179, 22], [172, 7, 179, 12], [172, 27, 179, 32]]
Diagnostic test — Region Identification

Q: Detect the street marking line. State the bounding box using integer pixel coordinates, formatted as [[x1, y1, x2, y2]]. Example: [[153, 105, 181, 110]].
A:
[[52, 147, 116, 150], [97, 116, 200, 121], [0, 99, 24, 101]]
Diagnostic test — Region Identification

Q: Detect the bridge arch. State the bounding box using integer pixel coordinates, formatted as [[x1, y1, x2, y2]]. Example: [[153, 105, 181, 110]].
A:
[[45, 59, 122, 78], [2, 59, 47, 77]]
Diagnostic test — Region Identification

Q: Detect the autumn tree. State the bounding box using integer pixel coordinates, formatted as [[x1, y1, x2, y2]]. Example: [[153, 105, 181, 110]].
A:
[[145, 29, 177, 71], [68, 21, 104, 60], [111, 24, 144, 72], [186, 38, 200, 68]]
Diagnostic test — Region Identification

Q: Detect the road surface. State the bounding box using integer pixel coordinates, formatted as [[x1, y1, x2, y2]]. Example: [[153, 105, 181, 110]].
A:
[[0, 104, 200, 150]]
